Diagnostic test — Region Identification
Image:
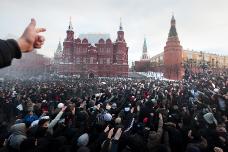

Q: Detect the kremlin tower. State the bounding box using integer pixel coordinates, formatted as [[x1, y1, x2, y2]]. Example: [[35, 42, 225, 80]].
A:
[[163, 15, 184, 80]]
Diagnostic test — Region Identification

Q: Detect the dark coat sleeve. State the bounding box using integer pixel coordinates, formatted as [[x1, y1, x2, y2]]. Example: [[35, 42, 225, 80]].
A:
[[0, 39, 22, 68]]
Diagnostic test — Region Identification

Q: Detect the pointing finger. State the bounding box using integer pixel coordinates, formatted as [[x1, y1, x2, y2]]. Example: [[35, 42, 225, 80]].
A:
[[36, 28, 46, 33]]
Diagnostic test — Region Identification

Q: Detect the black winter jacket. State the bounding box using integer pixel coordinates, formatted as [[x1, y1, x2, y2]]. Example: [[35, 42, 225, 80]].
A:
[[0, 39, 21, 68]]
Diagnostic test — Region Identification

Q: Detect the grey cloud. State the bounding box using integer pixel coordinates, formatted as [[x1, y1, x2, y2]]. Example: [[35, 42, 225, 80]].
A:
[[1, 0, 228, 64]]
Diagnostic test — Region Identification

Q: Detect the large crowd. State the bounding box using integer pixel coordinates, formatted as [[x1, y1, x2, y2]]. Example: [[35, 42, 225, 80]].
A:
[[0, 72, 227, 152]]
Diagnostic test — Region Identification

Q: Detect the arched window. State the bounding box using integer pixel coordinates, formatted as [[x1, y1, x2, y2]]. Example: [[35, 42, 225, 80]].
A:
[[99, 39, 105, 44], [82, 39, 88, 44], [106, 39, 112, 44], [75, 38, 81, 44]]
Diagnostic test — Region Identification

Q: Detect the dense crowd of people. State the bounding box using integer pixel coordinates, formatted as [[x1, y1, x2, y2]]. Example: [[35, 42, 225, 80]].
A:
[[0, 72, 227, 152]]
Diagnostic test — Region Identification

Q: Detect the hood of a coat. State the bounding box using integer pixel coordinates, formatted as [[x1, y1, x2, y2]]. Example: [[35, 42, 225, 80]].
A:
[[10, 123, 27, 136]]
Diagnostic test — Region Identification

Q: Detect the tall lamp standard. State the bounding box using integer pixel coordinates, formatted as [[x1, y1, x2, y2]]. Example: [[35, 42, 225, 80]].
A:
[[215, 60, 219, 74]]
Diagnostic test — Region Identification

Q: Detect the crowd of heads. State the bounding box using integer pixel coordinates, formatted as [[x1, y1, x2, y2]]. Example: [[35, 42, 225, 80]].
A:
[[0, 72, 228, 152]]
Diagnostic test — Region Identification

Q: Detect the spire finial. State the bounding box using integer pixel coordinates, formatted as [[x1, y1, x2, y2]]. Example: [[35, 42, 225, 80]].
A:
[[171, 12, 175, 21], [119, 17, 123, 31], [168, 14, 178, 38], [143, 37, 147, 51], [56, 39, 62, 52], [68, 16, 73, 30]]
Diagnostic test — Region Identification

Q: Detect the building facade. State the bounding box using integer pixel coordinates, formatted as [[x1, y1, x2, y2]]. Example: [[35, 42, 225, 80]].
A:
[[134, 38, 151, 72], [150, 49, 228, 77], [136, 15, 228, 80], [0, 51, 50, 78], [163, 15, 184, 80], [53, 19, 129, 77]]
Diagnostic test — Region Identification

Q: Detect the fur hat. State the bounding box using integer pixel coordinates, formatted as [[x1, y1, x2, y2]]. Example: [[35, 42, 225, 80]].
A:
[[115, 117, 122, 124], [77, 133, 89, 146], [103, 113, 112, 122], [111, 103, 117, 109]]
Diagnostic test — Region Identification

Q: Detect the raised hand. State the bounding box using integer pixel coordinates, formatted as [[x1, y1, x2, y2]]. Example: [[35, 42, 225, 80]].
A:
[[17, 18, 46, 52], [107, 128, 114, 139], [72, 107, 75, 115], [188, 130, 194, 140], [131, 107, 134, 113], [214, 147, 223, 152], [104, 125, 110, 133], [61, 106, 67, 112], [114, 128, 122, 140], [159, 113, 163, 120]]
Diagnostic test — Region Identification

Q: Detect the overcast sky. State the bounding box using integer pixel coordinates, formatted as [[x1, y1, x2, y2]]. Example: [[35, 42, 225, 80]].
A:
[[1, 0, 228, 65]]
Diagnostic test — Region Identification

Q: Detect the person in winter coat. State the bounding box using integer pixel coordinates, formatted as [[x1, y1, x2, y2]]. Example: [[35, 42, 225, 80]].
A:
[[37, 106, 67, 136], [147, 113, 164, 151], [77, 133, 90, 152], [7, 123, 27, 151], [23, 111, 38, 124]]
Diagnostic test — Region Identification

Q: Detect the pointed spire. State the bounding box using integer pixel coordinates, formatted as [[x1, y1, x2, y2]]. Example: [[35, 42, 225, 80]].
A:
[[171, 13, 176, 26], [171, 15, 175, 21], [168, 14, 178, 38], [56, 40, 62, 53], [68, 16, 73, 31], [143, 37, 147, 52], [142, 37, 148, 60], [119, 18, 123, 31], [171, 12, 175, 21]]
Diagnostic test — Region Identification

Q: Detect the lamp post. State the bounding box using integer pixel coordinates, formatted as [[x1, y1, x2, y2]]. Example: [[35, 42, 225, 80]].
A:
[[192, 60, 196, 74], [216, 60, 219, 74], [199, 51, 207, 73]]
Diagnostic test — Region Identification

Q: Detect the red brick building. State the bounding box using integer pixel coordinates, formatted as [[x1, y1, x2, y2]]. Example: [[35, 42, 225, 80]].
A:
[[133, 15, 185, 80], [163, 15, 184, 80], [53, 19, 129, 77], [134, 38, 151, 72]]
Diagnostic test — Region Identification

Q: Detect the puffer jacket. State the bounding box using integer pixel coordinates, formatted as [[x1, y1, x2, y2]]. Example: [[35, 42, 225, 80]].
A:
[[7, 123, 27, 151]]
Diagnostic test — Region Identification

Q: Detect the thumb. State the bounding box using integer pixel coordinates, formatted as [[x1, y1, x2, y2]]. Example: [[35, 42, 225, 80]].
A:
[[29, 18, 36, 28]]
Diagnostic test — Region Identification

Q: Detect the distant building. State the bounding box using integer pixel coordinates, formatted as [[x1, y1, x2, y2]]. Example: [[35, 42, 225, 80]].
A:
[[0, 51, 50, 77], [163, 15, 183, 80], [134, 15, 228, 80], [151, 49, 228, 79], [53, 19, 129, 77], [141, 38, 149, 60], [134, 38, 151, 72]]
